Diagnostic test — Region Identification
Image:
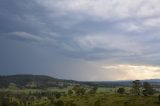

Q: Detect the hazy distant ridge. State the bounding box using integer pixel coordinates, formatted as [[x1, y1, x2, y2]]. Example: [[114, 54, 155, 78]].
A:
[[0, 75, 159, 88]]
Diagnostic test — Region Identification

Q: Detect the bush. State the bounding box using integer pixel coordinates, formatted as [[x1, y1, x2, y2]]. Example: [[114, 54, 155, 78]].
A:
[[142, 82, 154, 96], [55, 93, 61, 99], [117, 88, 125, 94]]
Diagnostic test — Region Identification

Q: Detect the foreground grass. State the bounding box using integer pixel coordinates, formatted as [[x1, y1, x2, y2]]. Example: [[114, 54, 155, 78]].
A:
[[0, 88, 159, 106], [60, 93, 160, 106]]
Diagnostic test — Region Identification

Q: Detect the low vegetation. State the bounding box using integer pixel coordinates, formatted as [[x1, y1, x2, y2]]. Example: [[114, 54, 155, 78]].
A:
[[0, 75, 160, 106]]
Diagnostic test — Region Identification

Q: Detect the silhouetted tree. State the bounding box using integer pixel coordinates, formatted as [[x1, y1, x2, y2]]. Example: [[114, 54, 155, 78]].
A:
[[132, 80, 141, 96], [142, 82, 154, 96]]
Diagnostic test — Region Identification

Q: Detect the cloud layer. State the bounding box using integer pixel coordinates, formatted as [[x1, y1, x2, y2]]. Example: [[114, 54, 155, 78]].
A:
[[0, 0, 160, 80]]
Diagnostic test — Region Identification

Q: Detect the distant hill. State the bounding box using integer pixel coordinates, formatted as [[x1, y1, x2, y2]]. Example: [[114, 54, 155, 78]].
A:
[[0, 75, 80, 88], [0, 75, 160, 88], [83, 79, 160, 87]]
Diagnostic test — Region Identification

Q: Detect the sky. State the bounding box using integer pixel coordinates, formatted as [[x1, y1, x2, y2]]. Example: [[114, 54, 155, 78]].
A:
[[0, 0, 160, 81]]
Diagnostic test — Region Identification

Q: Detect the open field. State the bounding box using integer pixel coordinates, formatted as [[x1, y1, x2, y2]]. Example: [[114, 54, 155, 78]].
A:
[[0, 87, 160, 106]]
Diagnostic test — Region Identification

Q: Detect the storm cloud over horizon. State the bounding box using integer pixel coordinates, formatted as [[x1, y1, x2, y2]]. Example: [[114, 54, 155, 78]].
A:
[[0, 0, 160, 81]]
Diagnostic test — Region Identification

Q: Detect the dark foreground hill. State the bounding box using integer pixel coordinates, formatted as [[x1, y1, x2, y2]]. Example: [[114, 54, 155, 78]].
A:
[[0, 75, 80, 88]]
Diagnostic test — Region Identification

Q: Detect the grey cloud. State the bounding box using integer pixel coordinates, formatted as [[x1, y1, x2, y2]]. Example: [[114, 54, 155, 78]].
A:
[[10, 32, 42, 42], [1, 0, 159, 63], [1, 0, 160, 80]]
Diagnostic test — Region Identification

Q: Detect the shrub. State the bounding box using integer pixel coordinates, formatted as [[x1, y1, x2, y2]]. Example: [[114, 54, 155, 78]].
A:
[[117, 88, 125, 94], [55, 93, 61, 99]]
